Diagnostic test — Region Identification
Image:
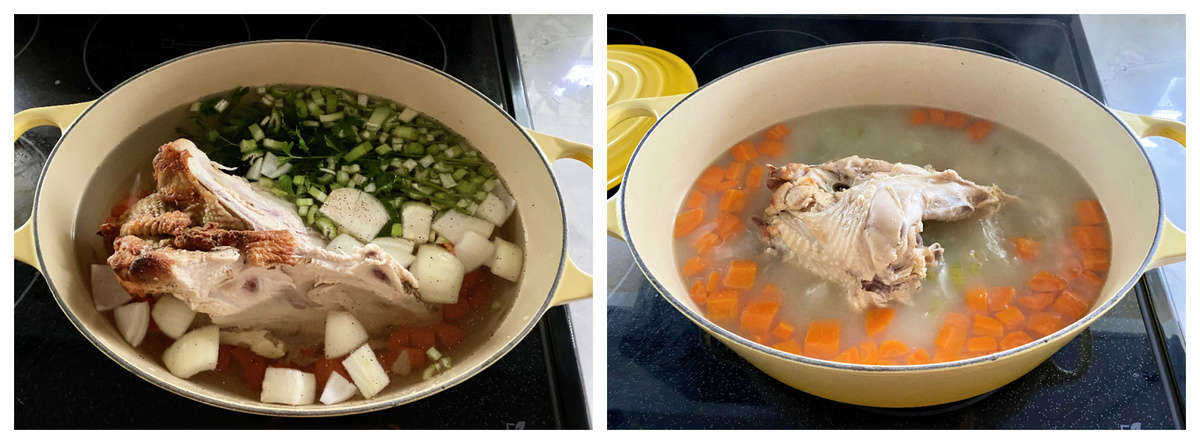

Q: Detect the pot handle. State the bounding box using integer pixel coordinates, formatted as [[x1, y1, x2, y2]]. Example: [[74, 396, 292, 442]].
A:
[[13, 101, 94, 271], [1112, 110, 1186, 269], [524, 129, 593, 306], [606, 196, 624, 240], [606, 93, 688, 131]]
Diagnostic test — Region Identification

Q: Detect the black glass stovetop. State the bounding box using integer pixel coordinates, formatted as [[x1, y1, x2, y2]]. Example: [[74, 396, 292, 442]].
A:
[[606, 14, 1184, 429], [14, 14, 587, 429]]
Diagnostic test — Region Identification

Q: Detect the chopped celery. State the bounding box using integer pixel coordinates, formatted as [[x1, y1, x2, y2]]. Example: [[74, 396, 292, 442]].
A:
[[344, 141, 373, 162]]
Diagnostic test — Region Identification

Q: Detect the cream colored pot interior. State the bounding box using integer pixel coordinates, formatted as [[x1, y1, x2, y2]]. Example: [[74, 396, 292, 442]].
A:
[[35, 41, 565, 415], [624, 42, 1159, 345]]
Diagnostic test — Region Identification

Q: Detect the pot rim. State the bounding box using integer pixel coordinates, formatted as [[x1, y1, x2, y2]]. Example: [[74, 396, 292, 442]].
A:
[[619, 41, 1165, 373], [31, 39, 569, 416]]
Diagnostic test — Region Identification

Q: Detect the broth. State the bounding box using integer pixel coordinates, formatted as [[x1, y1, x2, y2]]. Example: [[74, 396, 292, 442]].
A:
[[673, 106, 1111, 364]]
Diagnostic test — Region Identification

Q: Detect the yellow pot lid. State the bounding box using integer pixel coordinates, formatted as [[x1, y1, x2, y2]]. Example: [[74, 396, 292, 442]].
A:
[[607, 45, 698, 190]]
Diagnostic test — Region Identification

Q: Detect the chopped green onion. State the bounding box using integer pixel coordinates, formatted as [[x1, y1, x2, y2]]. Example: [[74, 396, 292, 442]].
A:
[[318, 112, 344, 123]]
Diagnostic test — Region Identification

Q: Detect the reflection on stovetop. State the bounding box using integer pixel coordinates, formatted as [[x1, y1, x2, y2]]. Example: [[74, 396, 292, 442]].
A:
[[605, 15, 1180, 429], [14, 14, 585, 429]]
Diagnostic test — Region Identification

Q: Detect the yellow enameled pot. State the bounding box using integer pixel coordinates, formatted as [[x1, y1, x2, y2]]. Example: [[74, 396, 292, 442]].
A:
[[607, 42, 1184, 408], [14, 40, 592, 416]]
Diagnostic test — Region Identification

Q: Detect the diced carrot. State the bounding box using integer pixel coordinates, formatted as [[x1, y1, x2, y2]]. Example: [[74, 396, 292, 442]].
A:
[[965, 287, 988, 313], [714, 213, 744, 239], [674, 208, 705, 238], [1074, 200, 1106, 225], [706, 270, 722, 292], [758, 139, 785, 157], [771, 321, 795, 340], [995, 305, 1026, 330], [724, 259, 758, 289], [803, 320, 841, 359], [1027, 312, 1065, 338], [879, 340, 910, 359], [435, 323, 465, 348], [771, 339, 803, 355], [688, 280, 708, 307], [944, 312, 971, 330], [745, 165, 766, 190], [966, 120, 994, 141], [696, 166, 725, 192], [1012, 237, 1041, 261], [411, 328, 437, 351], [692, 231, 721, 255], [907, 348, 932, 365], [908, 108, 930, 126], [971, 314, 1005, 338], [943, 111, 969, 129], [965, 336, 998, 354], [1081, 270, 1106, 289], [731, 141, 758, 162], [988, 286, 1015, 312], [725, 161, 747, 183], [706, 290, 740, 321], [443, 299, 471, 321], [312, 354, 350, 392], [1059, 254, 1085, 282], [1081, 249, 1110, 272], [684, 190, 707, 209], [1018, 291, 1056, 311], [1028, 271, 1067, 292], [740, 300, 780, 334], [928, 109, 947, 125], [864, 307, 895, 337], [1071, 225, 1110, 250], [858, 341, 880, 365], [682, 256, 707, 276], [1000, 331, 1033, 350], [388, 327, 412, 350], [765, 124, 791, 140], [216, 345, 234, 372], [406, 347, 428, 369], [718, 189, 748, 213], [932, 348, 960, 363], [760, 283, 784, 301], [1050, 289, 1091, 321], [716, 179, 740, 191], [934, 324, 967, 352], [229, 347, 267, 391], [833, 347, 861, 363]]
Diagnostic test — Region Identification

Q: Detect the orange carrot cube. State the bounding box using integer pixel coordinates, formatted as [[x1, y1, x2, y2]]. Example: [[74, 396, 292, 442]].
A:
[[723, 259, 758, 289], [971, 314, 1005, 338], [803, 320, 841, 359], [674, 207, 705, 238], [864, 307, 895, 337], [1074, 200, 1106, 225]]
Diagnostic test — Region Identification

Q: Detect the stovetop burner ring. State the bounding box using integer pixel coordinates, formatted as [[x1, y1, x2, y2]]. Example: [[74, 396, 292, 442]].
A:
[[693, 29, 829, 68], [305, 15, 448, 72], [928, 36, 1021, 62], [82, 15, 253, 93], [608, 27, 645, 45], [16, 15, 40, 59]]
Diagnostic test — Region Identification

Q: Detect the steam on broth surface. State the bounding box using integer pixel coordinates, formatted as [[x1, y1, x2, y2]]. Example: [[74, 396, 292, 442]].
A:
[[673, 106, 1111, 364]]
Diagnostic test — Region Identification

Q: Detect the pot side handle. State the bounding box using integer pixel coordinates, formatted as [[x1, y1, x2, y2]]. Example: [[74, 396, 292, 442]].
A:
[[524, 129, 593, 306], [13, 101, 94, 271], [1112, 110, 1185, 269], [606, 197, 624, 240], [606, 93, 688, 131]]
